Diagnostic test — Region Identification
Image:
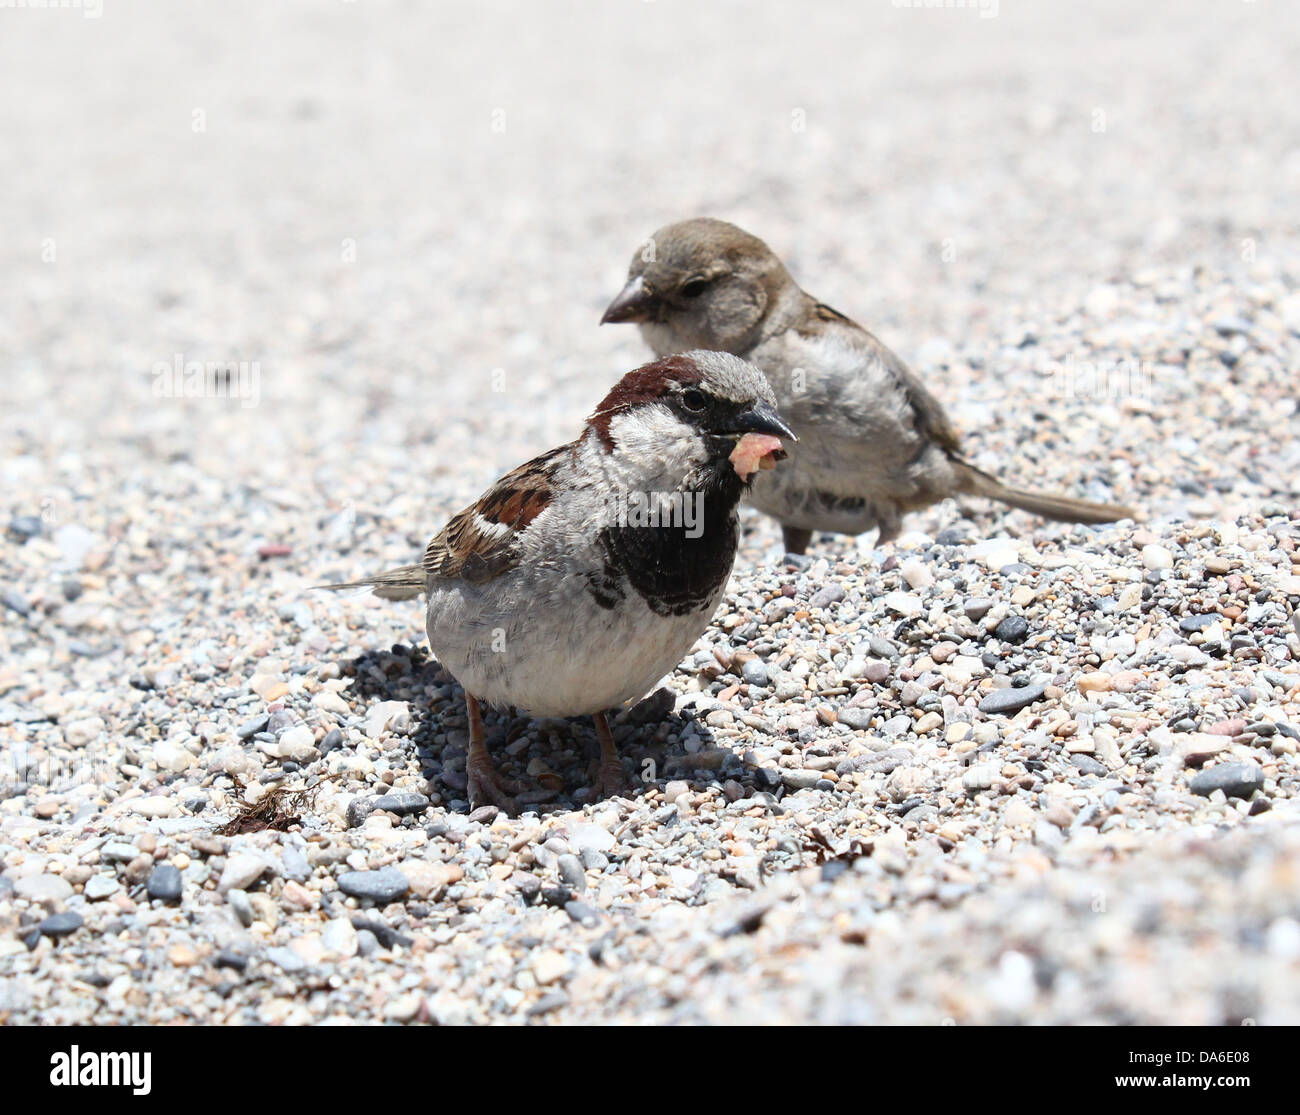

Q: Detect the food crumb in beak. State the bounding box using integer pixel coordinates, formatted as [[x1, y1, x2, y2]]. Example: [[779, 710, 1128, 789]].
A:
[[729, 433, 786, 481]]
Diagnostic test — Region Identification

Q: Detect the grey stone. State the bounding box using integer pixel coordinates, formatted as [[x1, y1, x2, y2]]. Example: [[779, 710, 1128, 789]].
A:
[[557, 854, 586, 891], [347, 797, 378, 827], [838, 707, 874, 731], [527, 990, 570, 1017], [1, 588, 30, 617], [1190, 762, 1264, 800], [839, 748, 911, 775], [337, 866, 410, 903], [281, 847, 310, 881], [882, 714, 912, 737], [565, 900, 601, 926], [579, 848, 608, 871], [809, 584, 846, 609], [350, 919, 413, 950], [38, 911, 83, 937], [7, 515, 43, 540], [84, 875, 121, 901], [868, 636, 901, 660], [264, 946, 306, 973], [101, 842, 138, 864], [979, 682, 1048, 715], [236, 715, 269, 739], [146, 864, 183, 902], [369, 791, 430, 817], [994, 616, 1030, 644], [227, 888, 255, 927], [1072, 755, 1109, 777]]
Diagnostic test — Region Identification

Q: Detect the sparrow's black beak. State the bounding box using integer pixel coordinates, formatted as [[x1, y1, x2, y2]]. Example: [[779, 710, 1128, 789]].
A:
[[729, 401, 797, 444], [601, 276, 655, 325]]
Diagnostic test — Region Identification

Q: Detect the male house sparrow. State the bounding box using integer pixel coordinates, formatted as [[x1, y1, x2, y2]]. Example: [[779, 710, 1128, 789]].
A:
[[321, 351, 793, 811], [602, 218, 1135, 555]]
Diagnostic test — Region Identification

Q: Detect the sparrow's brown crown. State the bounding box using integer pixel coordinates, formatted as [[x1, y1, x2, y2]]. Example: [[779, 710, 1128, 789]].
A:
[[586, 350, 792, 452]]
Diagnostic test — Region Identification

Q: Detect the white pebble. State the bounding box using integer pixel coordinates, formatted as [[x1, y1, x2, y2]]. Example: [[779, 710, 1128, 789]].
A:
[[218, 853, 267, 893], [899, 558, 934, 589], [1141, 544, 1173, 571]]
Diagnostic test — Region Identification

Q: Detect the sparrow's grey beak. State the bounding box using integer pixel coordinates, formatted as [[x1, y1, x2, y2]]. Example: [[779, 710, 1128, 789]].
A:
[[601, 275, 655, 325], [730, 401, 797, 443]]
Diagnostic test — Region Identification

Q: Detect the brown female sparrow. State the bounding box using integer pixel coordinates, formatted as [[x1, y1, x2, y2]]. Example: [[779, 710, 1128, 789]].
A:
[[602, 218, 1135, 555], [321, 351, 793, 812]]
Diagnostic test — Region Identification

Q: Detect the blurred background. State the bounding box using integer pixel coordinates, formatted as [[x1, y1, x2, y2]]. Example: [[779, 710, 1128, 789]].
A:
[[1, 0, 1297, 592]]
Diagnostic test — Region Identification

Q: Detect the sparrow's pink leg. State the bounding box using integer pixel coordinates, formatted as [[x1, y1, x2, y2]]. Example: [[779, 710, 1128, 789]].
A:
[[588, 711, 630, 801], [465, 693, 525, 813]]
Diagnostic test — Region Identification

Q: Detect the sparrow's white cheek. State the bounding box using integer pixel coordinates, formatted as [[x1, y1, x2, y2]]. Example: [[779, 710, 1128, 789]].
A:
[[606, 405, 704, 475]]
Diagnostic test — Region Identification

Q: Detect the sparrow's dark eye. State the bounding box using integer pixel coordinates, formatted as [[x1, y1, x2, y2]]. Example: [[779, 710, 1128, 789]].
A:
[[680, 388, 708, 413], [680, 278, 710, 299]]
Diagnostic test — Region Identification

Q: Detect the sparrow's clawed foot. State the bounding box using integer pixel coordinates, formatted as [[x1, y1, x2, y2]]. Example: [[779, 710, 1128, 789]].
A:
[[585, 710, 632, 803], [586, 761, 631, 803], [467, 760, 527, 815], [465, 694, 527, 814]]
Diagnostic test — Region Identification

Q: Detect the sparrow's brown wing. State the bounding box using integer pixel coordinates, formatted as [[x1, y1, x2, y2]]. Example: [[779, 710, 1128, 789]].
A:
[[880, 342, 965, 459], [811, 303, 1133, 523], [423, 444, 569, 584]]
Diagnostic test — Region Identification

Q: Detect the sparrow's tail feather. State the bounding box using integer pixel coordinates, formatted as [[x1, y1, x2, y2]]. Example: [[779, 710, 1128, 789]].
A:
[[954, 461, 1136, 525], [313, 563, 427, 601]]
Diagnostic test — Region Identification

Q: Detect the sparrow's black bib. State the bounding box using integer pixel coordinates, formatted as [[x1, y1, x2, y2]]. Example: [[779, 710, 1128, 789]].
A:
[[592, 466, 743, 617]]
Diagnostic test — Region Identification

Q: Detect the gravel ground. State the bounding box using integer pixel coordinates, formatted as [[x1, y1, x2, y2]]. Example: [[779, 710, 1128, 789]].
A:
[[2, 1, 1300, 1025]]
